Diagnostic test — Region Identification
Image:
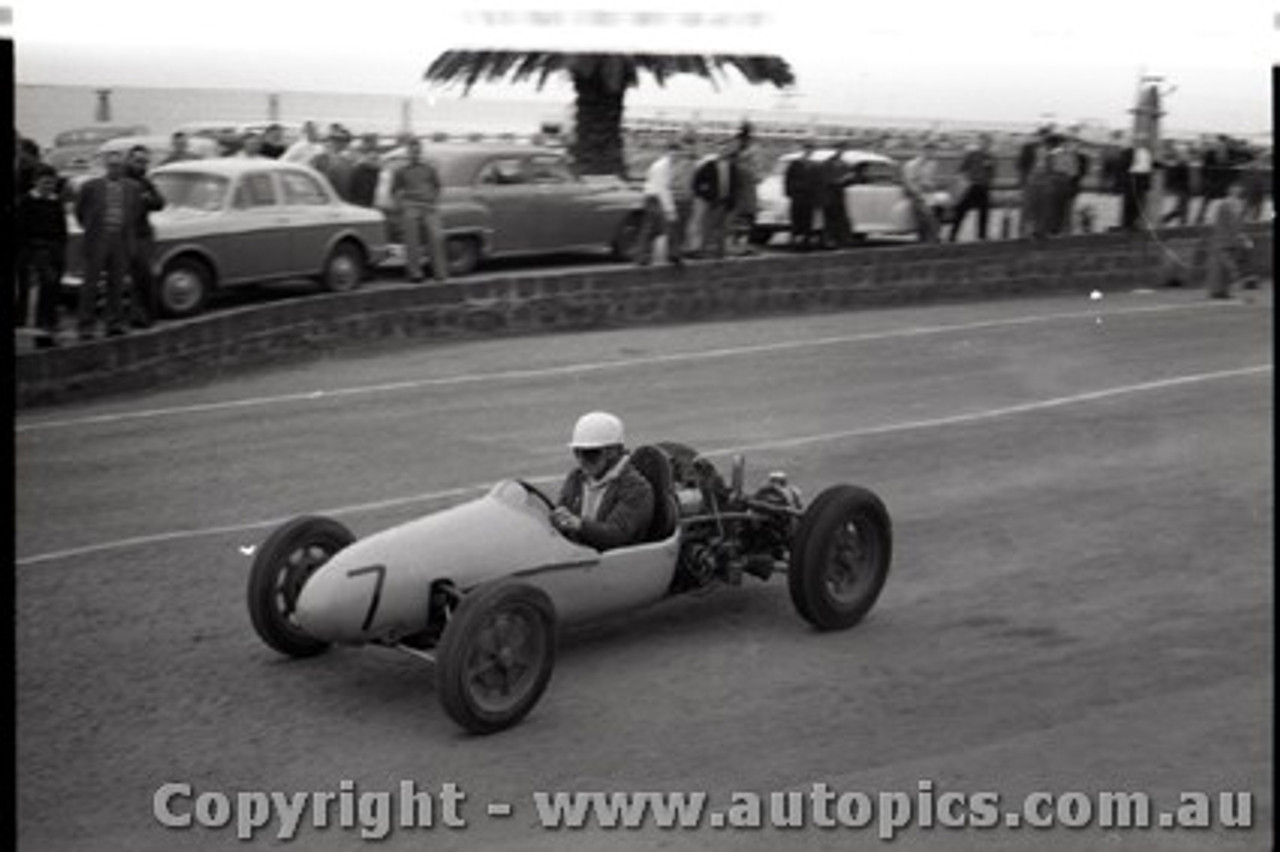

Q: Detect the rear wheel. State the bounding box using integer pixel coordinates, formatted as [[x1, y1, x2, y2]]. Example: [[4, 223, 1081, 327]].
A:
[[158, 256, 212, 318], [319, 241, 365, 292], [788, 485, 892, 631], [436, 581, 556, 734], [247, 516, 356, 657]]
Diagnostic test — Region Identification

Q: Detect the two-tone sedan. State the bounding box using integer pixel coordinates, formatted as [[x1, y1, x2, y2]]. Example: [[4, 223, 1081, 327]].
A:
[[65, 158, 389, 318], [752, 149, 952, 244], [379, 143, 647, 275]]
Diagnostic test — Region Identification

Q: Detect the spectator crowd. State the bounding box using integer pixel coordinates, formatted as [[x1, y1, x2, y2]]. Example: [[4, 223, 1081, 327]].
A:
[[14, 114, 1272, 347]]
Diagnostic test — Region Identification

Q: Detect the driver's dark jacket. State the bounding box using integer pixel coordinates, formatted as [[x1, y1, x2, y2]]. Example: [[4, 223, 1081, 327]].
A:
[[557, 462, 654, 551]]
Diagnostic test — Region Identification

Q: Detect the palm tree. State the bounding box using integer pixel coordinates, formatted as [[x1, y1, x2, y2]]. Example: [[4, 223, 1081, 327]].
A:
[[424, 51, 795, 175]]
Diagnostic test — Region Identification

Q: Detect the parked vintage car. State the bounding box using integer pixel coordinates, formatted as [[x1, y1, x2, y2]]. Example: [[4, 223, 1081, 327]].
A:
[[376, 143, 647, 275], [45, 124, 150, 174], [63, 158, 389, 318], [63, 135, 221, 198], [753, 149, 953, 243], [174, 120, 304, 146]]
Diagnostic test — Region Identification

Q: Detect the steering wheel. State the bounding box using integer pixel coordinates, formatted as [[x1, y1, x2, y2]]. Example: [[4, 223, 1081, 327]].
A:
[[516, 480, 557, 513]]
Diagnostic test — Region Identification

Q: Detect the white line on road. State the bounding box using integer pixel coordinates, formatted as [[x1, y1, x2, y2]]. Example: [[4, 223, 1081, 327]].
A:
[[15, 300, 1242, 434], [15, 363, 1270, 567]]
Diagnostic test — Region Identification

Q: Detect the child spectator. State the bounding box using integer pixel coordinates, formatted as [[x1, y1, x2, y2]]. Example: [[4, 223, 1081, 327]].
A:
[[16, 164, 69, 348]]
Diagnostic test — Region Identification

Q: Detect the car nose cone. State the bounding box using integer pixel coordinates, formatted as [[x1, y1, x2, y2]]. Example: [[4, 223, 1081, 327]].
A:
[[295, 559, 375, 645]]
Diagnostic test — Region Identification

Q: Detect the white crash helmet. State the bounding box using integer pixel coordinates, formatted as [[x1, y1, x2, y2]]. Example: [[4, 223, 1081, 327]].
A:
[[569, 411, 625, 449]]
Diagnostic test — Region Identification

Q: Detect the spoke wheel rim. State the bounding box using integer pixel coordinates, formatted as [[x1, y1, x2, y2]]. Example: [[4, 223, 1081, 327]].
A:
[[271, 543, 335, 632], [823, 518, 877, 607], [464, 605, 546, 714]]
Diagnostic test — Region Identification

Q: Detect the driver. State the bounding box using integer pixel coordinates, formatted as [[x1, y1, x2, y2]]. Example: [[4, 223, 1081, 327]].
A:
[[550, 412, 654, 551]]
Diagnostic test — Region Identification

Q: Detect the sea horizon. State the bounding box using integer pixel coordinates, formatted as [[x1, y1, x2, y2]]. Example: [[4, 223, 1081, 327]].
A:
[[18, 81, 1266, 152]]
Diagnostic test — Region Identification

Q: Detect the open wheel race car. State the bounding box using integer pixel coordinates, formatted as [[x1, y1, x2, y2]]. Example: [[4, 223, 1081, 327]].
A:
[[247, 443, 893, 734]]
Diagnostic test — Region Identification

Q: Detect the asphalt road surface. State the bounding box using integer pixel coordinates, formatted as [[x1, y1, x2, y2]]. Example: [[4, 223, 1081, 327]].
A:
[[15, 285, 1272, 851]]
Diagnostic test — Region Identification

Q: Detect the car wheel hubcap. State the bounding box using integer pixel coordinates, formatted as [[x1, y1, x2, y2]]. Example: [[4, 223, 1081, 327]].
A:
[[464, 607, 544, 713], [164, 270, 202, 312], [329, 255, 358, 289], [273, 543, 334, 631], [824, 519, 874, 607]]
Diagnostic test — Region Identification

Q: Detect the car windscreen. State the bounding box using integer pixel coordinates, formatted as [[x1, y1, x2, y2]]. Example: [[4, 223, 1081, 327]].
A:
[[152, 172, 231, 212]]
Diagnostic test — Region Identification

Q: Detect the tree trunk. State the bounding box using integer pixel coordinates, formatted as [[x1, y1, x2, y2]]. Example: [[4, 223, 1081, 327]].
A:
[[570, 71, 627, 177]]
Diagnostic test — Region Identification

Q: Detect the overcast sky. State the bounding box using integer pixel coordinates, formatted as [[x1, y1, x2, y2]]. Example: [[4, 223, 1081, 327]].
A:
[[9, 0, 1277, 134]]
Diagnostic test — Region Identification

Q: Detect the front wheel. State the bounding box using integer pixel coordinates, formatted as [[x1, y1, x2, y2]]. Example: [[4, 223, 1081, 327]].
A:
[[247, 516, 356, 657], [444, 236, 480, 277], [436, 581, 556, 734], [158, 257, 212, 318], [611, 214, 644, 262], [788, 485, 892, 631]]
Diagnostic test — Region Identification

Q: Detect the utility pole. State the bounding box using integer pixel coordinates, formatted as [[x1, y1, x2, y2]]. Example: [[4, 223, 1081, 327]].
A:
[[1130, 72, 1169, 224], [94, 89, 112, 123]]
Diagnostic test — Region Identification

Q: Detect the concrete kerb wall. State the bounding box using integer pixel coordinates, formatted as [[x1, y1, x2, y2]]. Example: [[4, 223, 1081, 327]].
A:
[[15, 225, 1272, 409]]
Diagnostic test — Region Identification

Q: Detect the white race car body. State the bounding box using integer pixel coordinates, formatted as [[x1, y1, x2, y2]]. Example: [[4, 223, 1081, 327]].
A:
[[296, 480, 679, 646]]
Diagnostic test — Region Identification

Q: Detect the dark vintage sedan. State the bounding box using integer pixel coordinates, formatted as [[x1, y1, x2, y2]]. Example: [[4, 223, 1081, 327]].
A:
[[65, 158, 389, 318], [378, 143, 647, 275]]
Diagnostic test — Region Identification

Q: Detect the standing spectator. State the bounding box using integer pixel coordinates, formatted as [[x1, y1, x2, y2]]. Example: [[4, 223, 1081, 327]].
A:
[[692, 140, 740, 259], [124, 145, 165, 327], [16, 133, 43, 197], [1064, 135, 1090, 233], [215, 132, 241, 157], [1160, 142, 1192, 226], [75, 150, 141, 340], [1239, 155, 1268, 223], [818, 143, 853, 249], [950, 133, 996, 241], [392, 137, 448, 282], [160, 131, 200, 165], [238, 132, 266, 158], [1194, 135, 1232, 225], [1121, 136, 1154, 231], [1099, 130, 1126, 195], [672, 133, 700, 254], [1017, 126, 1051, 238], [1042, 133, 1078, 236], [283, 121, 325, 164], [349, 134, 382, 208], [260, 124, 287, 159], [635, 139, 689, 266], [903, 141, 944, 242], [1203, 181, 1256, 298], [784, 139, 819, 251], [314, 128, 355, 201], [686, 145, 716, 257], [728, 128, 762, 255], [16, 164, 68, 348]]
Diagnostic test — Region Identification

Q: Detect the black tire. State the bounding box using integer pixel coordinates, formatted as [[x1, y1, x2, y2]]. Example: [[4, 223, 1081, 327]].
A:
[[158, 256, 212, 318], [436, 581, 556, 734], [611, 214, 644, 262], [247, 516, 356, 657], [748, 225, 773, 246], [444, 236, 480, 277], [788, 485, 892, 631], [319, 241, 365, 293]]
